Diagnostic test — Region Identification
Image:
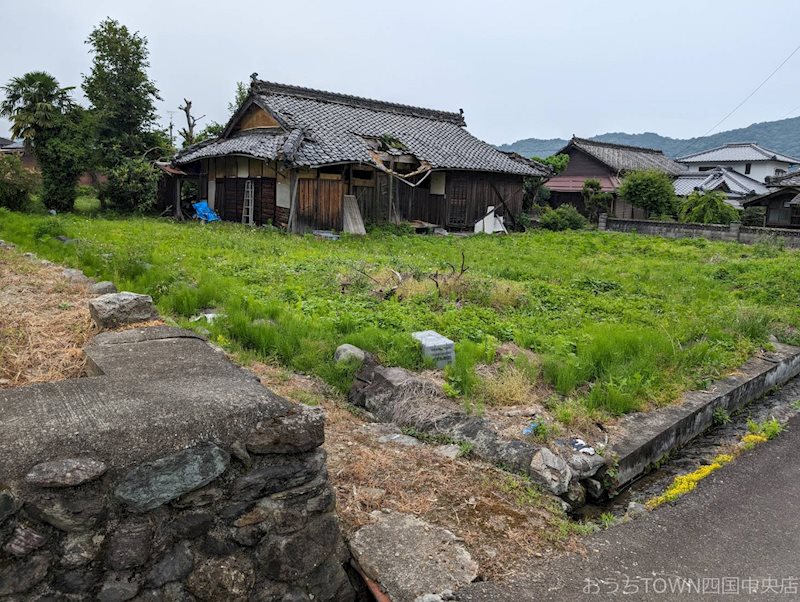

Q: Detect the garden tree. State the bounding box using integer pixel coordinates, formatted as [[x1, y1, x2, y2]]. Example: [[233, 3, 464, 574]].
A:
[[531, 153, 569, 175], [101, 157, 160, 213], [679, 190, 740, 224], [34, 107, 95, 211], [0, 71, 74, 147], [83, 18, 162, 164], [522, 177, 550, 211], [0, 71, 91, 211], [227, 81, 249, 115], [741, 206, 766, 226], [194, 121, 224, 144], [178, 98, 205, 147], [581, 178, 613, 220], [618, 169, 677, 216], [0, 154, 40, 210]]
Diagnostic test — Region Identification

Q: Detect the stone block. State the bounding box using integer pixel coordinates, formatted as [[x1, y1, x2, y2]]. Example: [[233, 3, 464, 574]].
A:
[[89, 292, 158, 329], [412, 330, 455, 368], [334, 343, 366, 364], [114, 443, 230, 512], [350, 510, 477, 601], [25, 457, 107, 487], [91, 281, 118, 295], [528, 447, 572, 495], [246, 406, 325, 454]]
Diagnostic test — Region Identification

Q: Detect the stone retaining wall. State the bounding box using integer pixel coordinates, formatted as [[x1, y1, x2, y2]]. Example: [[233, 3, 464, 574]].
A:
[[600, 214, 800, 247], [0, 327, 355, 601]]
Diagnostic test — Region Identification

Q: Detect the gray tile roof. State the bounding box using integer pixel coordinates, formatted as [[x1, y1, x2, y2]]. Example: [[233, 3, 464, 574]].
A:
[[766, 170, 800, 187], [176, 81, 548, 176], [673, 167, 768, 209], [175, 130, 288, 164], [677, 142, 800, 164], [563, 137, 685, 175]]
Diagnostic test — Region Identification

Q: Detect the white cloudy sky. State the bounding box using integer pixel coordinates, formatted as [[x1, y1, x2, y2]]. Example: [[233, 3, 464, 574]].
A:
[[2, 0, 800, 145]]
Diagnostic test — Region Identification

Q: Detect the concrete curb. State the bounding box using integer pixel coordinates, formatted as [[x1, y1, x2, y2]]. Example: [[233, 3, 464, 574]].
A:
[[608, 343, 800, 489]]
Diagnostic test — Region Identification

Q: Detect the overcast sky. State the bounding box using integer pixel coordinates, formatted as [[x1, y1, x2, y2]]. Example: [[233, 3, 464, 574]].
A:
[[2, 0, 800, 145]]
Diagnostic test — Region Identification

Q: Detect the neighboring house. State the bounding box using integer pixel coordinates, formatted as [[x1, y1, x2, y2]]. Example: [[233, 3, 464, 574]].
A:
[[0, 139, 38, 170], [173, 79, 548, 231], [742, 171, 800, 228], [545, 137, 685, 218], [672, 166, 768, 210], [677, 142, 800, 183]]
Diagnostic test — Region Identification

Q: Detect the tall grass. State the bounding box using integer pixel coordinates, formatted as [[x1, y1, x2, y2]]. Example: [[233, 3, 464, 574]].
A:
[[1, 209, 797, 414], [543, 324, 678, 414]]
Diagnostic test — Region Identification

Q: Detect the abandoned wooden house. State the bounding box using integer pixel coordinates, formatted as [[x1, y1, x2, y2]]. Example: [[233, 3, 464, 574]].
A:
[[171, 78, 549, 231], [546, 137, 685, 218], [742, 171, 800, 228]]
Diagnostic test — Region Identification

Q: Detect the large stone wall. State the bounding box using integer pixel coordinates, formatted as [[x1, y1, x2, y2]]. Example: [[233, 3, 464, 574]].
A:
[[0, 326, 355, 601], [599, 214, 800, 247]]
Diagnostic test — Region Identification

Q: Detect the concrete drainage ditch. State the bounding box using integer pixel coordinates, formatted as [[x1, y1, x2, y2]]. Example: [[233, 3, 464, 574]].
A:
[[345, 342, 800, 519]]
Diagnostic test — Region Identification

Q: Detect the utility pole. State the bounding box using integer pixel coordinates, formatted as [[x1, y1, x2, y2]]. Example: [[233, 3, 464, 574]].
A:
[[166, 110, 176, 147]]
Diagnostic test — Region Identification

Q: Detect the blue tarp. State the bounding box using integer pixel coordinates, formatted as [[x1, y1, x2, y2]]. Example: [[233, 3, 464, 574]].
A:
[[192, 200, 220, 222]]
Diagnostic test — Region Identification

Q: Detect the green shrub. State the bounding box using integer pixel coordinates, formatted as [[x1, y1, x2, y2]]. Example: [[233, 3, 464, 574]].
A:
[[679, 190, 740, 225], [539, 205, 587, 231], [618, 170, 677, 216], [32, 217, 66, 240], [102, 158, 159, 213], [741, 206, 766, 227], [0, 154, 39, 211]]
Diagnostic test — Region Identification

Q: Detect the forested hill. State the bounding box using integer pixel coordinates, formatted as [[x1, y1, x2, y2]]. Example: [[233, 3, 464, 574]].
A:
[[497, 116, 800, 159]]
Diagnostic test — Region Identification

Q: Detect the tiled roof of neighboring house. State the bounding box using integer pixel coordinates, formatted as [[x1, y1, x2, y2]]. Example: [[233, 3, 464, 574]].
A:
[[677, 142, 800, 164], [545, 175, 621, 193], [765, 170, 800, 188], [176, 80, 549, 177], [673, 167, 768, 209], [560, 137, 685, 175], [0, 137, 13, 148], [0, 140, 24, 153], [673, 167, 768, 196]]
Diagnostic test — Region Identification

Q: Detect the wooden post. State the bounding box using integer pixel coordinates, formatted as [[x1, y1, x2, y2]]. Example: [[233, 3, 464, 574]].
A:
[[287, 170, 300, 233], [174, 178, 183, 220]]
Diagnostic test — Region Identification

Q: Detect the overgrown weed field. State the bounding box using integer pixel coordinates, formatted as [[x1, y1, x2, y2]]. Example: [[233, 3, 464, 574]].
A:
[[2, 209, 799, 425]]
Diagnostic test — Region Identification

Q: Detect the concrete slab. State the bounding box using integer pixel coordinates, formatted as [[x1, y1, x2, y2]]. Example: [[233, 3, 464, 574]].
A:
[[0, 327, 295, 486]]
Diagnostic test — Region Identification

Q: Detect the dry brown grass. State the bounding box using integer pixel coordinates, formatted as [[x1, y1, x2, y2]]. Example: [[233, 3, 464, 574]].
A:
[[248, 359, 583, 581], [0, 251, 93, 388], [488, 281, 527, 309], [0, 250, 164, 389]]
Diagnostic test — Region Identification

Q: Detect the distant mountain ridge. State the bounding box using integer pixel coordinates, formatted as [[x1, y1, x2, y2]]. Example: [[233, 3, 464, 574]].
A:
[[497, 116, 800, 160]]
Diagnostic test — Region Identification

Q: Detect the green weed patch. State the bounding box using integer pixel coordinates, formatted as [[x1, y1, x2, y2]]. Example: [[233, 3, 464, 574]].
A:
[[2, 209, 799, 416]]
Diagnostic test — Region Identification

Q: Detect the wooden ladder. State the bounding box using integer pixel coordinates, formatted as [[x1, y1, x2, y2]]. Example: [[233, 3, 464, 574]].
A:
[[242, 180, 255, 225]]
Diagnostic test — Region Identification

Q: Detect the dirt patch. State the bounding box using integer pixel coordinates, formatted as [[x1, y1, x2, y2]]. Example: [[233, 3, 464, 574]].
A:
[[0, 251, 94, 388], [249, 360, 584, 581]]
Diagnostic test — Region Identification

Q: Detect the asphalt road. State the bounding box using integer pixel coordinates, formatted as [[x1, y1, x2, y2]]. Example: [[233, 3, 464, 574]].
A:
[[456, 414, 800, 602]]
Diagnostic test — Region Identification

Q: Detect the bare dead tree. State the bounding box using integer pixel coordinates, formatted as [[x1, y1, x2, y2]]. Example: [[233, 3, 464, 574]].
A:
[[178, 98, 205, 147]]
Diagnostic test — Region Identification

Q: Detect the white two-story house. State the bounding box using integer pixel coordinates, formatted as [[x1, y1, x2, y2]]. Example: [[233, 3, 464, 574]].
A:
[[677, 142, 799, 183]]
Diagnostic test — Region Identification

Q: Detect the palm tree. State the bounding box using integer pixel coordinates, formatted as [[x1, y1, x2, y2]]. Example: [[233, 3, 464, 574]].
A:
[[0, 71, 75, 148]]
